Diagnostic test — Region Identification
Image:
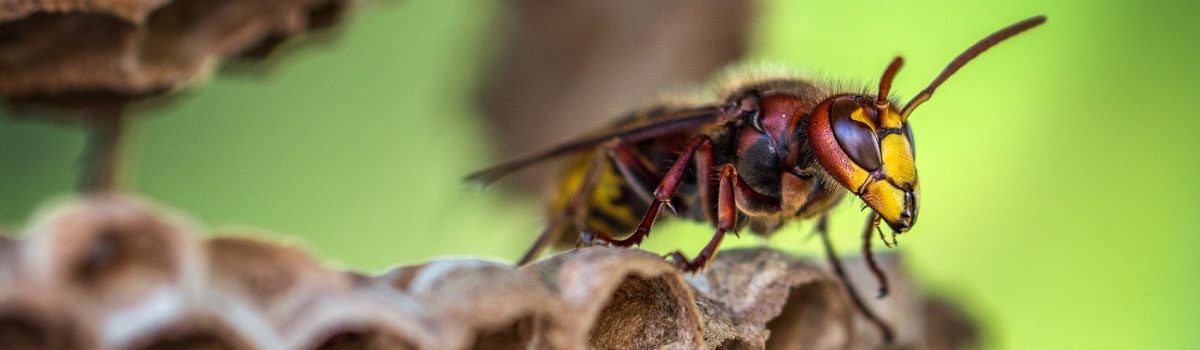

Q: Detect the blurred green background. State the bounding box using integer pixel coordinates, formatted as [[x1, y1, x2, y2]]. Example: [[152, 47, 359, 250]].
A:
[[1, 1, 1196, 348]]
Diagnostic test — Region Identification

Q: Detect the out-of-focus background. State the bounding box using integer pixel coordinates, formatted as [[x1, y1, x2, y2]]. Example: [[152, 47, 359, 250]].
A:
[[1, 1, 1196, 349]]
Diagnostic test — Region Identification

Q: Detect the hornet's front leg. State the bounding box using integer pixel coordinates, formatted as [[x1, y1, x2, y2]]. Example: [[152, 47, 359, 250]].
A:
[[861, 213, 890, 298], [815, 215, 895, 343]]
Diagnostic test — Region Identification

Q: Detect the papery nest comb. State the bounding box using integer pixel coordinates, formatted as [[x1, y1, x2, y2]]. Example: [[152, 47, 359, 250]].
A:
[[0, 195, 978, 349]]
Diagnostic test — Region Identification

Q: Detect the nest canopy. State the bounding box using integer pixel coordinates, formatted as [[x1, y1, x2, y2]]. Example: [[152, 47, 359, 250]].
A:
[[0, 0, 350, 112]]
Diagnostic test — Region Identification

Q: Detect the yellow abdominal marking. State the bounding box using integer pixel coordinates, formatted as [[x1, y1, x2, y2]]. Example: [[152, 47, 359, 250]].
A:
[[550, 156, 590, 211], [552, 155, 640, 234], [589, 165, 640, 227]]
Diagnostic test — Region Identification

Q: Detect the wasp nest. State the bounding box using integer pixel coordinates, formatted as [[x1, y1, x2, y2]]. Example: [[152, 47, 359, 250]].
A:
[[0, 0, 351, 112], [0, 195, 977, 349], [0, 0, 356, 191]]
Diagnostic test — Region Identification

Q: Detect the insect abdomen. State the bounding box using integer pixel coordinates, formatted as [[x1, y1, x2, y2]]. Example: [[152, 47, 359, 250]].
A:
[[546, 153, 652, 246]]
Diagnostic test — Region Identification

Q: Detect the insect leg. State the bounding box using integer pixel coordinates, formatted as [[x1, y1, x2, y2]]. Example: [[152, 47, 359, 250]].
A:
[[517, 216, 569, 266], [816, 215, 896, 343], [609, 138, 709, 217], [516, 147, 608, 265], [575, 138, 670, 244], [667, 164, 736, 272], [594, 136, 711, 247], [606, 139, 661, 206], [862, 213, 890, 298], [694, 139, 716, 225]]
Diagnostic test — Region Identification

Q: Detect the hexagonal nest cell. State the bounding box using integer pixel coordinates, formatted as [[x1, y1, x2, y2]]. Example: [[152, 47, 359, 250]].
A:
[[0, 195, 980, 349]]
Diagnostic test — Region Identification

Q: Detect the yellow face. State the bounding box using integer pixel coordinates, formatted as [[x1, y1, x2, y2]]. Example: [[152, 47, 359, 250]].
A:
[[808, 95, 919, 232]]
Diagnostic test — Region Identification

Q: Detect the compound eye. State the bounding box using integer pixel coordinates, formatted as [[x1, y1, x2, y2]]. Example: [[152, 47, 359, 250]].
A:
[[829, 98, 882, 171]]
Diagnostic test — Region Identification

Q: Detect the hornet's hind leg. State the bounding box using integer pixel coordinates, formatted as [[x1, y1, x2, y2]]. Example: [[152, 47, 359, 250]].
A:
[[585, 135, 712, 247], [516, 137, 676, 264], [515, 146, 608, 265]]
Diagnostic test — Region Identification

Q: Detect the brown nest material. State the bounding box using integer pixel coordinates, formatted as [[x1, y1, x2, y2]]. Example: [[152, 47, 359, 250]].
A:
[[0, 0, 352, 113], [0, 0, 356, 192], [0, 195, 978, 349]]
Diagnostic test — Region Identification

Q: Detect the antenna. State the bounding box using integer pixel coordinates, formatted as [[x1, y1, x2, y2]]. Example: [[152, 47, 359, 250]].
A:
[[876, 56, 904, 108], [900, 16, 1047, 120]]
